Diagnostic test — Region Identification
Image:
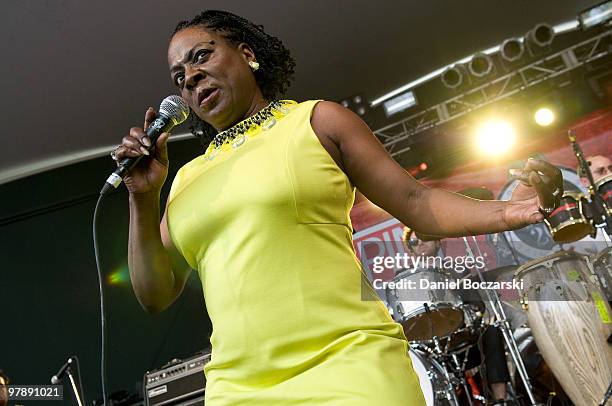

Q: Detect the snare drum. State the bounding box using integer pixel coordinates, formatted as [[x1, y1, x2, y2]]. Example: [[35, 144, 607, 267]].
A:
[[594, 173, 612, 216], [386, 269, 464, 341], [516, 251, 612, 406], [544, 192, 594, 243]]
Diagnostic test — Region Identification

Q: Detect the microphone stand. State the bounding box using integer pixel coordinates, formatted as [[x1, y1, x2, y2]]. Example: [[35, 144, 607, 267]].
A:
[[570, 131, 612, 401], [600, 379, 612, 406], [51, 356, 85, 406], [500, 231, 522, 265], [569, 130, 612, 238], [462, 236, 542, 406]]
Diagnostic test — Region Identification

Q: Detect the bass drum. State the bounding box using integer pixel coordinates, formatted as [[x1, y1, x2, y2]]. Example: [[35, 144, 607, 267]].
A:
[[408, 348, 457, 406]]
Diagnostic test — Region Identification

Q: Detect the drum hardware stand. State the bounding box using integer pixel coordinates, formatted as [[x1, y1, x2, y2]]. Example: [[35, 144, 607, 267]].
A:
[[569, 130, 612, 342], [429, 335, 484, 406], [433, 335, 443, 358], [500, 231, 522, 265], [599, 224, 612, 246], [599, 379, 612, 406], [411, 343, 461, 405], [435, 344, 464, 406], [462, 236, 542, 406], [451, 351, 475, 406], [439, 364, 462, 405], [569, 130, 612, 239], [584, 255, 610, 295]]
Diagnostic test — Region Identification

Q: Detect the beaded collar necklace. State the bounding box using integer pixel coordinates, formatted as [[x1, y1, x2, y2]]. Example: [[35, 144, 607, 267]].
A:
[[210, 100, 286, 149], [204, 100, 293, 161]]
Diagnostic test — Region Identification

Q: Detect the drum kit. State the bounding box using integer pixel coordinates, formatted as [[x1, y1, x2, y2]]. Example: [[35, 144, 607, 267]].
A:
[[386, 133, 612, 405], [389, 268, 487, 405]]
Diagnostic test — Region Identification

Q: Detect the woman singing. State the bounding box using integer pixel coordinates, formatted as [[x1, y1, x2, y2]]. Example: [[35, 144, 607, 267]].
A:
[[113, 10, 562, 405]]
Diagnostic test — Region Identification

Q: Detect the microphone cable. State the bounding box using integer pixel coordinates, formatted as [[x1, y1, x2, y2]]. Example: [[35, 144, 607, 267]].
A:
[[92, 193, 109, 405], [91, 95, 189, 405]]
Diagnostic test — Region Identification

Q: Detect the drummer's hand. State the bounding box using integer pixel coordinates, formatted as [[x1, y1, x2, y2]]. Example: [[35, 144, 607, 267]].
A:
[[505, 158, 563, 228]]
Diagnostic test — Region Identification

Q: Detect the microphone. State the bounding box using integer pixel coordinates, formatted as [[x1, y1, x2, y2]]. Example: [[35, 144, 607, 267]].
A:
[[100, 95, 190, 195], [51, 357, 74, 384]]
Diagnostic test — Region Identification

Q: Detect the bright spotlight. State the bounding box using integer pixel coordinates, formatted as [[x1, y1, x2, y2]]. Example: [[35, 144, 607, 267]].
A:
[[534, 107, 555, 126], [476, 121, 516, 155]]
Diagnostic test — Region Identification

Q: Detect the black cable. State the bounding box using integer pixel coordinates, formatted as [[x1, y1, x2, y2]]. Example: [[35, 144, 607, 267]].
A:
[[92, 193, 108, 405]]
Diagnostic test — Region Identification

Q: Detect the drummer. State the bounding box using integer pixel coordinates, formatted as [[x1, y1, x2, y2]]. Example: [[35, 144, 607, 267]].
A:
[[401, 225, 441, 261], [568, 154, 612, 254], [402, 227, 512, 405], [580, 155, 612, 186]]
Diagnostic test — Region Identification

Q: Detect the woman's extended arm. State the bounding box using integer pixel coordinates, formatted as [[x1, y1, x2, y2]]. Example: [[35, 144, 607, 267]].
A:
[[311, 101, 561, 237]]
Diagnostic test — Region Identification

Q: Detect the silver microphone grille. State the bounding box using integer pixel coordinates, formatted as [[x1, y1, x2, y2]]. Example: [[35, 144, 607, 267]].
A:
[[159, 95, 190, 126]]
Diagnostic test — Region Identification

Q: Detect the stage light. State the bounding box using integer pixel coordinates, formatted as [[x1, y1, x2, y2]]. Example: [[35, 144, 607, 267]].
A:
[[534, 107, 555, 126], [419, 162, 428, 171], [475, 120, 516, 155], [383, 91, 417, 116], [339, 94, 369, 116], [441, 64, 469, 89], [468, 53, 494, 78], [579, 0, 612, 30], [371, 20, 574, 107], [500, 37, 525, 63], [525, 23, 555, 56]]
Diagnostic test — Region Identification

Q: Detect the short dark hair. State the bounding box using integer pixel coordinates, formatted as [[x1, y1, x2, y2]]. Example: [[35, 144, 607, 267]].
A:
[[0, 369, 8, 385], [172, 10, 296, 146]]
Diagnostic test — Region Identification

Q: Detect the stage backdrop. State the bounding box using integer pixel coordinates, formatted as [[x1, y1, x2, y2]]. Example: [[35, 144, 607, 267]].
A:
[[351, 107, 612, 266]]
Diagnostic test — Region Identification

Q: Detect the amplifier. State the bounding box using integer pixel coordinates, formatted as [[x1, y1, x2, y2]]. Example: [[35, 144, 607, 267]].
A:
[[143, 351, 211, 406]]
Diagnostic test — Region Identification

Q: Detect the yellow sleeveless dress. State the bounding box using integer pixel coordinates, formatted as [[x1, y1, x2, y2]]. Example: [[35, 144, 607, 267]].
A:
[[166, 100, 425, 405]]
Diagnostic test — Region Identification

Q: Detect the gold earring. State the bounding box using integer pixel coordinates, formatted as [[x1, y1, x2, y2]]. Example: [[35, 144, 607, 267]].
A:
[[249, 61, 260, 71]]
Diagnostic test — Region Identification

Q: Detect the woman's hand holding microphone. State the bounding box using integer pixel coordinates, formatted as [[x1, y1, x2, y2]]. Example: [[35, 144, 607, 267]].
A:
[[111, 107, 172, 195]]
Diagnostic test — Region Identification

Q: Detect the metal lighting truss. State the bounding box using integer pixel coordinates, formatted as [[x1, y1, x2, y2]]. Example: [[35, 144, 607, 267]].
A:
[[375, 29, 612, 159]]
